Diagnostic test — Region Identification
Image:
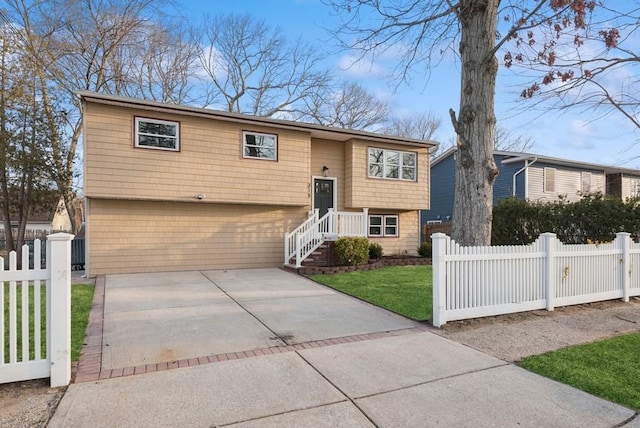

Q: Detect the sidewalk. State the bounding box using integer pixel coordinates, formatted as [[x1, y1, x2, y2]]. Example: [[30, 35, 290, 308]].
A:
[[50, 269, 639, 427]]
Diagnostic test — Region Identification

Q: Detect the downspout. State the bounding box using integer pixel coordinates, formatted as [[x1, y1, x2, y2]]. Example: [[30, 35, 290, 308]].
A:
[[513, 157, 537, 198]]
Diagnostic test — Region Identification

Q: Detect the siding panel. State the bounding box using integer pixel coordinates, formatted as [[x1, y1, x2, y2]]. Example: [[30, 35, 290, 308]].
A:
[[84, 103, 310, 206], [86, 199, 307, 276]]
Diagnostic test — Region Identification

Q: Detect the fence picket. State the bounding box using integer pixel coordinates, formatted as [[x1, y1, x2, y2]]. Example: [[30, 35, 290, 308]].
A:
[[0, 234, 73, 386], [431, 232, 640, 327]]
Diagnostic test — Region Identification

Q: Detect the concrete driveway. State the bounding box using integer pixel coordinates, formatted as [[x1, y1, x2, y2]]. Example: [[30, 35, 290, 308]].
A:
[[50, 268, 638, 427], [99, 268, 418, 370]]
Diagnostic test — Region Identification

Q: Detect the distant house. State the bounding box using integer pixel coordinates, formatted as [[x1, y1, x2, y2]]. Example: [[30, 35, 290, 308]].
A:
[[79, 92, 436, 276], [423, 148, 640, 225], [0, 197, 75, 239]]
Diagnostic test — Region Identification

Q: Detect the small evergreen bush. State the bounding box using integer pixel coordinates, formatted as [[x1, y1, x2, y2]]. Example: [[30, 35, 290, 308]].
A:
[[369, 242, 384, 260], [335, 237, 370, 266], [417, 241, 432, 258]]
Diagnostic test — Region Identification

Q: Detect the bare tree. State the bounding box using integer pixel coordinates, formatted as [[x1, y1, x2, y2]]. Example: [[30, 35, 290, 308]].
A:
[[121, 23, 202, 104], [513, 3, 640, 130], [300, 81, 390, 129], [5, 0, 191, 233], [494, 126, 535, 152], [328, 1, 597, 245], [197, 14, 331, 117], [382, 112, 441, 141]]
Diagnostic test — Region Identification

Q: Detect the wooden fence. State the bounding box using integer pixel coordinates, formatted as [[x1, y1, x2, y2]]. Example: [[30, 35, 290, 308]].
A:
[[0, 233, 74, 387], [431, 232, 640, 327]]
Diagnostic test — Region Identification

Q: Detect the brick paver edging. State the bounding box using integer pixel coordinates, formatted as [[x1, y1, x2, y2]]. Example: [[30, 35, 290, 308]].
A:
[[75, 280, 431, 383], [88, 326, 431, 382], [75, 275, 106, 383]]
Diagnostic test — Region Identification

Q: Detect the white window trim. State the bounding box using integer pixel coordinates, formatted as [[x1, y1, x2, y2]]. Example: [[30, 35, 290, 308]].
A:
[[242, 130, 278, 161], [368, 147, 417, 181], [135, 117, 180, 151], [368, 215, 399, 237]]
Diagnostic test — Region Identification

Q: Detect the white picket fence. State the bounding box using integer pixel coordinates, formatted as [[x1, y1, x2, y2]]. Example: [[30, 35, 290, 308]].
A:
[[431, 232, 640, 327], [0, 233, 74, 387]]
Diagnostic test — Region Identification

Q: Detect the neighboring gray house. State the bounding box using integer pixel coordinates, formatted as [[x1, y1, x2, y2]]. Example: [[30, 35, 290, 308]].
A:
[[423, 148, 640, 225]]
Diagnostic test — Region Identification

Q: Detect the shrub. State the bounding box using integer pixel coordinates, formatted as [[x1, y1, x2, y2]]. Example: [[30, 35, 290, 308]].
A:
[[369, 242, 384, 260], [417, 241, 432, 258], [335, 237, 370, 266], [492, 193, 640, 245]]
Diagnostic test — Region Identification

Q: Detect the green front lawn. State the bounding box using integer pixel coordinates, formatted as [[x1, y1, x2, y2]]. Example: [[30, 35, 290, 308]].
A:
[[3, 283, 94, 363], [312, 265, 432, 321], [521, 332, 640, 410]]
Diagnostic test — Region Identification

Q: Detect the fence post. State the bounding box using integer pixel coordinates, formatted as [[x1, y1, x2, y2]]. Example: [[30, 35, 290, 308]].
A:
[[617, 232, 631, 302], [431, 233, 448, 327], [542, 233, 557, 311], [47, 232, 74, 387]]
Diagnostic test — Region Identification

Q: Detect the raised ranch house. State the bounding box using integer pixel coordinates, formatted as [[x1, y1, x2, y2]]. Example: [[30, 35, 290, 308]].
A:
[[423, 147, 640, 225], [79, 92, 435, 276]]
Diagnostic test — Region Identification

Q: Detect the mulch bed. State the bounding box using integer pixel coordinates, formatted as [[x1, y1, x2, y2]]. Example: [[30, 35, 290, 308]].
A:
[[295, 256, 432, 275]]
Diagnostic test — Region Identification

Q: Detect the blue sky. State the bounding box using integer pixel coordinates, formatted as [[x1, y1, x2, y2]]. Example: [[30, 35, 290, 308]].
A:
[[181, 0, 640, 169]]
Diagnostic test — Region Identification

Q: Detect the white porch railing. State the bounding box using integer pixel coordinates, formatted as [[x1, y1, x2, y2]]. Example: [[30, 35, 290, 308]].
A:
[[431, 232, 640, 327], [0, 233, 74, 387], [285, 208, 369, 268]]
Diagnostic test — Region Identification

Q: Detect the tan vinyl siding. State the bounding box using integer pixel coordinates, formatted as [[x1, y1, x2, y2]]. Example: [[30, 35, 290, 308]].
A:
[[527, 166, 605, 202], [368, 211, 420, 256], [345, 140, 430, 210], [86, 199, 307, 276], [311, 139, 345, 210], [84, 103, 310, 206]]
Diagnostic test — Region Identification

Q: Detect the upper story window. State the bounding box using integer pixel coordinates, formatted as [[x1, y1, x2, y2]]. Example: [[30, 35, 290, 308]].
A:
[[544, 167, 556, 193], [243, 131, 277, 160], [581, 172, 591, 194], [631, 178, 640, 198], [135, 117, 179, 151], [368, 148, 416, 181]]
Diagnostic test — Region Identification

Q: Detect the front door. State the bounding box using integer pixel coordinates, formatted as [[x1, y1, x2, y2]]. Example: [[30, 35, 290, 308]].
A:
[[313, 178, 334, 217]]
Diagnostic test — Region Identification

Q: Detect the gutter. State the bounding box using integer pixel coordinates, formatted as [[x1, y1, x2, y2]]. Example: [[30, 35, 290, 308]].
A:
[[511, 157, 537, 198]]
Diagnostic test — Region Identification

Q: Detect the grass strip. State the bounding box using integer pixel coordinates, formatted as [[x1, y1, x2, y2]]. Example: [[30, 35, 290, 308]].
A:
[[3, 283, 94, 363], [521, 332, 640, 410], [312, 265, 432, 321]]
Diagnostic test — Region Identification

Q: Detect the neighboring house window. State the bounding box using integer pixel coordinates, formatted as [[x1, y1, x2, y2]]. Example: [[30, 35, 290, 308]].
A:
[[581, 172, 591, 194], [631, 178, 640, 198], [135, 117, 179, 151], [368, 148, 416, 181], [544, 167, 556, 193], [243, 131, 277, 160], [368, 215, 399, 237]]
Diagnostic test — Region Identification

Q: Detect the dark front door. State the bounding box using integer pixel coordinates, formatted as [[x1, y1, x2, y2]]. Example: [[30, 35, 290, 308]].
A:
[[314, 178, 334, 217]]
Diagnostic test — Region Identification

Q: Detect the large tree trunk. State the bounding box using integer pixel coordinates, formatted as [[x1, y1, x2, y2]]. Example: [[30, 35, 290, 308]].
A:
[[450, 0, 500, 246]]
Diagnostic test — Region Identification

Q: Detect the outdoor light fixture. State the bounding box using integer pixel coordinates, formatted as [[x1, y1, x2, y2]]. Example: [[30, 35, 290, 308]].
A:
[[195, 194, 206, 200], [323, 165, 329, 177]]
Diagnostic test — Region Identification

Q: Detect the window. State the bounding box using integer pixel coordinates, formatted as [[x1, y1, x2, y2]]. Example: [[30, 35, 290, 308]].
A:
[[581, 172, 591, 194], [135, 117, 179, 151], [368, 215, 399, 237], [544, 168, 556, 193], [368, 148, 416, 181], [631, 178, 640, 198], [243, 131, 277, 160]]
